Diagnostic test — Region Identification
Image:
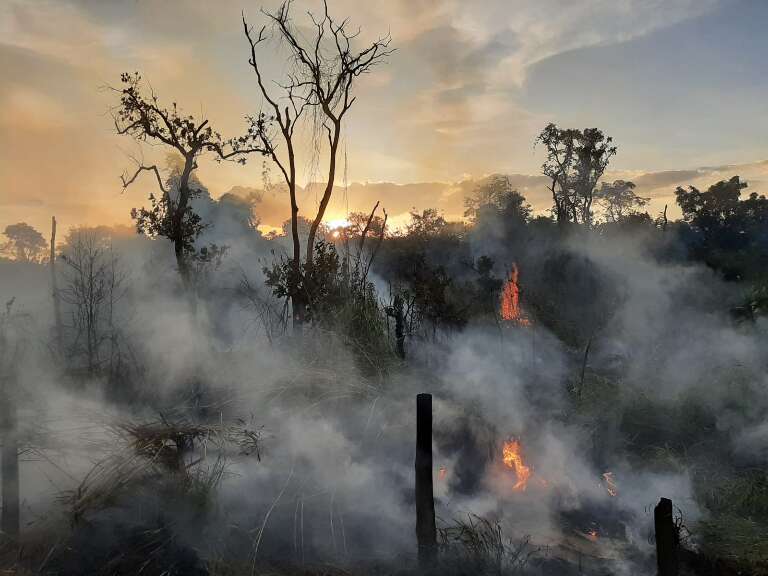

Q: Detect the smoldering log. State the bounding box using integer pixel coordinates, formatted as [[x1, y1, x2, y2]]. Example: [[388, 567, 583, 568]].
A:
[[654, 497, 678, 576], [415, 393, 437, 565]]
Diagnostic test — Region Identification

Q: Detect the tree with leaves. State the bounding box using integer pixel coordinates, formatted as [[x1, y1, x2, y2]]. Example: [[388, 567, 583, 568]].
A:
[[2, 222, 46, 263], [111, 72, 269, 289], [464, 175, 530, 223], [676, 176, 768, 279], [242, 0, 393, 326], [536, 124, 617, 229], [595, 180, 648, 223]]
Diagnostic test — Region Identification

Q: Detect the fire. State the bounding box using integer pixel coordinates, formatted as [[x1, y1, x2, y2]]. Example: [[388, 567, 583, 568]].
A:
[[502, 439, 532, 491], [500, 263, 531, 325], [438, 466, 447, 481], [602, 472, 617, 497], [587, 528, 599, 542]]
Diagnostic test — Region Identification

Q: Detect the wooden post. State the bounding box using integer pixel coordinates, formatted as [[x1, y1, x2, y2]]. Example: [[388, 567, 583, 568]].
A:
[[50, 216, 63, 355], [1, 380, 19, 541], [415, 393, 436, 566], [655, 497, 678, 576]]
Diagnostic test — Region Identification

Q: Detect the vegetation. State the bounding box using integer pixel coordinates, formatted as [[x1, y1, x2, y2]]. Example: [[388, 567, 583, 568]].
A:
[[2, 3, 768, 576]]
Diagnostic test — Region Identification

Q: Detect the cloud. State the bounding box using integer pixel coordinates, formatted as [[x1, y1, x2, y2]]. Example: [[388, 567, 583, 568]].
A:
[[0, 0, 742, 237]]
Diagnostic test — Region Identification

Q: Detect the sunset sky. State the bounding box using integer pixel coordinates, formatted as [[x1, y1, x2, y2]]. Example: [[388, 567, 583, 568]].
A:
[[2, 0, 768, 236]]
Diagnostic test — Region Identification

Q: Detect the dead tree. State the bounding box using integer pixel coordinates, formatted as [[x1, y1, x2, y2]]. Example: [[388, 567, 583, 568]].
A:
[[59, 229, 127, 377], [243, 0, 393, 326], [111, 72, 270, 289], [415, 393, 437, 565]]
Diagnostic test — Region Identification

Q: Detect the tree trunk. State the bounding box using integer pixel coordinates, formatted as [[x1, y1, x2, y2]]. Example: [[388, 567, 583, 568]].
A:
[[415, 393, 437, 566], [1, 379, 19, 541], [291, 292, 306, 329], [394, 294, 406, 359], [306, 120, 341, 273], [173, 155, 196, 293]]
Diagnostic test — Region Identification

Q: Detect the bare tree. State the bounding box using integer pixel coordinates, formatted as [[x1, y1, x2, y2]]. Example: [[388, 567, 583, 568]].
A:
[[536, 124, 617, 229], [242, 0, 393, 325], [111, 72, 270, 288], [59, 228, 127, 377]]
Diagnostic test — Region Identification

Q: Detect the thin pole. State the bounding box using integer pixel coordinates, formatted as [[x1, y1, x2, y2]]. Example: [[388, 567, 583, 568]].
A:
[[655, 497, 678, 576], [415, 393, 437, 566]]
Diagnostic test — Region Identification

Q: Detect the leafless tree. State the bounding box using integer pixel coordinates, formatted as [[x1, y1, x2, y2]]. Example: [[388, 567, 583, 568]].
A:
[[59, 228, 127, 377], [111, 72, 270, 288], [242, 0, 393, 325]]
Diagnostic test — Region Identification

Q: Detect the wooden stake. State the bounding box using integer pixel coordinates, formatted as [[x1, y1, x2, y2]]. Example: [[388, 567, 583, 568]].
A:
[[1, 379, 19, 540], [415, 393, 436, 566], [50, 216, 63, 354], [654, 497, 678, 576]]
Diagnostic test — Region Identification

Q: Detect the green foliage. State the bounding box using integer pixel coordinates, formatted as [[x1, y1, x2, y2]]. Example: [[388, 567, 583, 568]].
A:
[[676, 176, 768, 280], [464, 175, 531, 224], [536, 123, 617, 227], [264, 241, 395, 369], [594, 180, 648, 223]]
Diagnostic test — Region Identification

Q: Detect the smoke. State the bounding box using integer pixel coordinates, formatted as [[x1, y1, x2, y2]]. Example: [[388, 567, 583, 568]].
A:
[[2, 189, 767, 575]]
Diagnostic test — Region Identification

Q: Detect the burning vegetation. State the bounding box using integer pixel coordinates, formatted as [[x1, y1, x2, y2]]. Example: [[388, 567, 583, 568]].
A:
[[500, 264, 531, 326], [2, 2, 768, 575], [501, 439, 533, 492]]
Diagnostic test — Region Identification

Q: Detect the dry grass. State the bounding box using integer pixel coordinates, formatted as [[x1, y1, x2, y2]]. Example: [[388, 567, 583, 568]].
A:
[[438, 514, 537, 575]]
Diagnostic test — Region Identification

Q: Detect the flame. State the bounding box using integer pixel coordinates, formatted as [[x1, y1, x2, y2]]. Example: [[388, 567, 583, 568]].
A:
[[587, 529, 599, 542], [602, 472, 617, 497], [500, 264, 531, 325], [438, 466, 447, 481], [502, 439, 532, 491]]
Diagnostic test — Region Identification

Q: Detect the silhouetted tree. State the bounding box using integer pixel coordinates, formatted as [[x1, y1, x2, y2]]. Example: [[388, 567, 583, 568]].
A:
[[595, 180, 648, 223], [536, 124, 616, 229], [243, 0, 393, 325], [59, 228, 127, 377], [111, 72, 269, 289], [464, 175, 530, 223], [1, 223, 46, 263], [676, 176, 768, 279]]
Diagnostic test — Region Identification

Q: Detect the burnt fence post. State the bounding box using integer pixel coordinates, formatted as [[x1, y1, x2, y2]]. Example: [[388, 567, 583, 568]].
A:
[[415, 393, 437, 567], [655, 497, 678, 576], [1, 381, 19, 541]]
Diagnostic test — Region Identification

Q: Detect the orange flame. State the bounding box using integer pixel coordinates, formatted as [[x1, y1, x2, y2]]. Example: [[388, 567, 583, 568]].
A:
[[500, 264, 531, 325], [587, 528, 599, 542], [502, 439, 532, 491], [602, 472, 617, 497]]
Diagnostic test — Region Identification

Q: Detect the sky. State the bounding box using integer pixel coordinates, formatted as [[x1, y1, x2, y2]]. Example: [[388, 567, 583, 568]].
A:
[[1, 0, 768, 236]]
